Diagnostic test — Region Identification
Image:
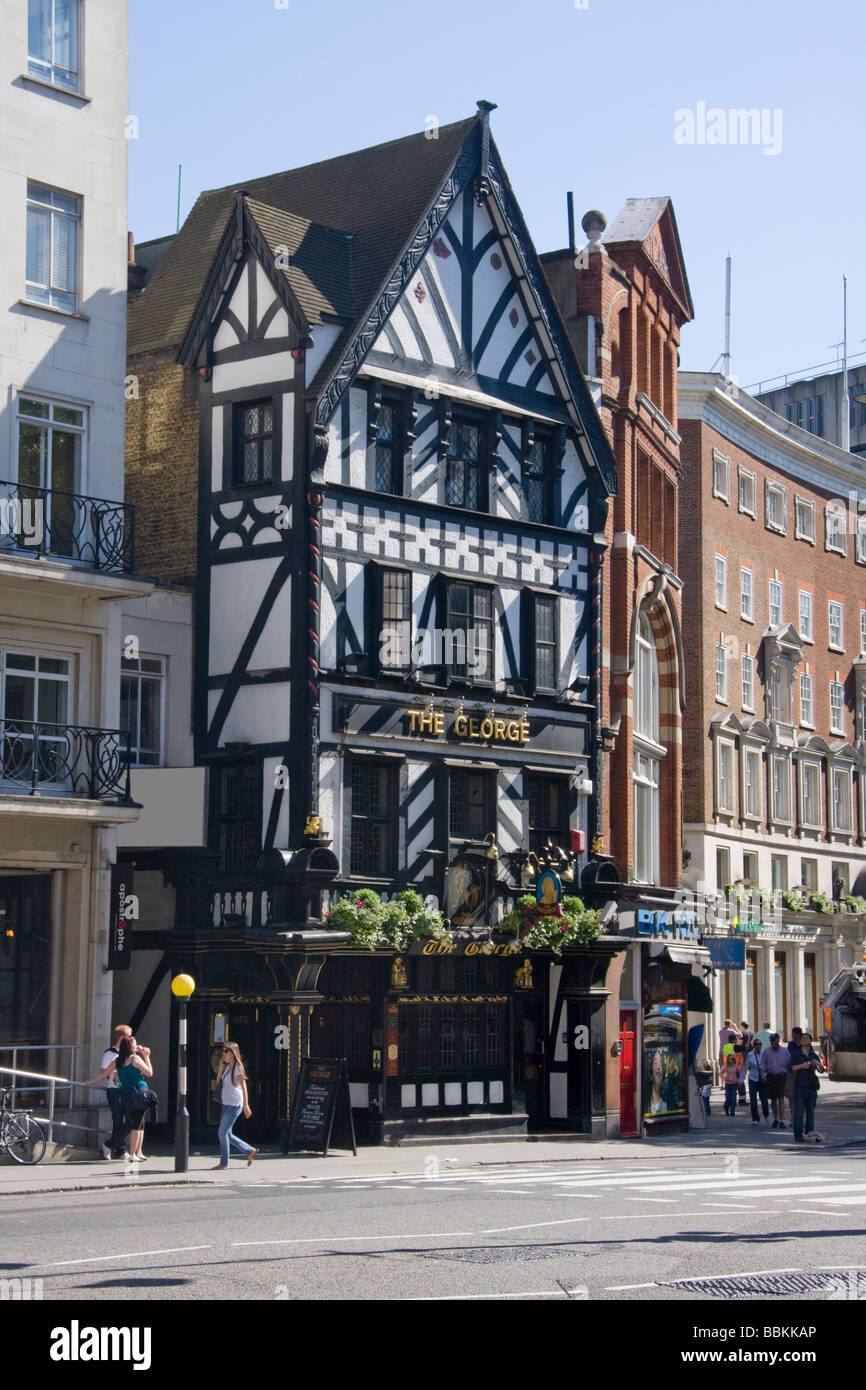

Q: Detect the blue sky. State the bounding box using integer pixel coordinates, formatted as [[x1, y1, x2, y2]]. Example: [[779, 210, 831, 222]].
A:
[[129, 0, 866, 390]]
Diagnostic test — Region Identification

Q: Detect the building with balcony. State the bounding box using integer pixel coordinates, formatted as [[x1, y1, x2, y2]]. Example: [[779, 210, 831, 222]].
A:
[[679, 372, 866, 1042], [0, 0, 151, 1101]]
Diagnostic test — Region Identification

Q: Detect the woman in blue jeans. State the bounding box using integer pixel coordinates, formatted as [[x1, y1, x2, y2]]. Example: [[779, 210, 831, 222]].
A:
[[211, 1042, 258, 1170], [790, 1032, 824, 1141]]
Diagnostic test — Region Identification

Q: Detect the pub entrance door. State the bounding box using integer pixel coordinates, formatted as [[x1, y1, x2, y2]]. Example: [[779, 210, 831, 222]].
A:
[[619, 1009, 638, 1136], [205, 1002, 279, 1145]]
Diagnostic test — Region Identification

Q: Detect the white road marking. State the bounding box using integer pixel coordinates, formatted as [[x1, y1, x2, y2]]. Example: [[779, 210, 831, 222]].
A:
[[629, 1175, 860, 1193], [789, 1209, 851, 1216], [800, 1195, 866, 1205], [626, 1197, 678, 1203], [231, 1215, 591, 1248], [701, 1203, 756, 1210], [605, 1282, 657, 1290], [414, 1289, 569, 1300], [46, 1245, 212, 1268]]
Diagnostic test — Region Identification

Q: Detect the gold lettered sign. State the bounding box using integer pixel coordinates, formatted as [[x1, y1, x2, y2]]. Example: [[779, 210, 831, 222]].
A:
[[405, 707, 530, 745]]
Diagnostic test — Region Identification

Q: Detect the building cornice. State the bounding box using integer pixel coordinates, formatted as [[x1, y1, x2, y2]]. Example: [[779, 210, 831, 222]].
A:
[[678, 372, 866, 496]]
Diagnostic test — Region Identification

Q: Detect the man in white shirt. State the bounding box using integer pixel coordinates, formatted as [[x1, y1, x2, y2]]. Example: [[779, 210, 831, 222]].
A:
[[100, 1024, 132, 1159]]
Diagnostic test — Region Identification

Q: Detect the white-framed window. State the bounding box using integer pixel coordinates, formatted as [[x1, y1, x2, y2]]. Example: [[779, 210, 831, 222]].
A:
[[716, 845, 731, 890], [830, 681, 845, 736], [828, 601, 844, 652], [715, 555, 727, 609], [771, 755, 791, 821], [15, 391, 85, 500], [633, 613, 662, 885], [26, 182, 80, 313], [742, 652, 754, 711], [738, 468, 756, 516], [801, 857, 818, 890], [717, 740, 735, 813], [798, 590, 813, 642], [799, 672, 814, 728], [795, 496, 815, 542], [741, 567, 754, 621], [831, 766, 852, 833], [743, 850, 759, 885], [743, 747, 762, 819], [712, 450, 730, 502], [120, 656, 165, 766], [0, 648, 72, 789], [765, 481, 787, 534], [27, 0, 80, 92], [861, 609, 866, 656], [768, 660, 793, 723], [715, 643, 728, 702], [800, 760, 821, 828], [769, 578, 783, 627], [771, 853, 788, 891], [825, 503, 847, 555], [857, 518, 866, 565]]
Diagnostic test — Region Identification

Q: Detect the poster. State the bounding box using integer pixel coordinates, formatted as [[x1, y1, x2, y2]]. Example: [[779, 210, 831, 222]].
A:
[[643, 1002, 687, 1118], [445, 858, 487, 928]]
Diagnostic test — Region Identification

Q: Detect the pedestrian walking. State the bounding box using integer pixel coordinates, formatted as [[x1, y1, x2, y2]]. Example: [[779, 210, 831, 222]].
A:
[[87, 1035, 153, 1161], [718, 1019, 741, 1067], [786, 1027, 804, 1124], [211, 1042, 258, 1171], [760, 1032, 791, 1128], [98, 1023, 132, 1159], [790, 1032, 825, 1143], [722, 1053, 742, 1116], [744, 1038, 770, 1125], [735, 1021, 753, 1106], [754, 1022, 773, 1052]]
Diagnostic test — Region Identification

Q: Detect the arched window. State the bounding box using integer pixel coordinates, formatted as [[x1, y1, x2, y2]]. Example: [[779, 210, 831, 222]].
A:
[[633, 613, 663, 883]]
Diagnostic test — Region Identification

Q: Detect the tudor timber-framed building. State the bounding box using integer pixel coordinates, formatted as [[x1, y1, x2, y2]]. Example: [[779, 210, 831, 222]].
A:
[[124, 106, 625, 1144]]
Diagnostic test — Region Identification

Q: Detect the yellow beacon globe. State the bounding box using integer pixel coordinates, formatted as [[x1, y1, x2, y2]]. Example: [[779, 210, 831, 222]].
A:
[[171, 973, 196, 998]]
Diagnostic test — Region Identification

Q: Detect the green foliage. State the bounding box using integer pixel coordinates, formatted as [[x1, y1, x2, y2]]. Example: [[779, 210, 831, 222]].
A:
[[326, 888, 448, 951], [781, 890, 806, 913], [807, 891, 835, 915], [845, 895, 866, 915], [501, 893, 602, 954]]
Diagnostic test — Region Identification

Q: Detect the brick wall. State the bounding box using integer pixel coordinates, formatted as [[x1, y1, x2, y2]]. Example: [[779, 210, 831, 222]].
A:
[[125, 348, 200, 583]]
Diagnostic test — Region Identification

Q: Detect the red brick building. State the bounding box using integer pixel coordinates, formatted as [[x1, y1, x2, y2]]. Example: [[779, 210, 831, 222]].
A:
[[679, 372, 866, 1043], [544, 200, 699, 1134]]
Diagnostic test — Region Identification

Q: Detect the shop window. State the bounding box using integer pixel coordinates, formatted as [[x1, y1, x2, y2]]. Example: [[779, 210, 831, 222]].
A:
[[211, 762, 259, 873], [398, 999, 507, 1075], [528, 774, 569, 852], [349, 760, 397, 877]]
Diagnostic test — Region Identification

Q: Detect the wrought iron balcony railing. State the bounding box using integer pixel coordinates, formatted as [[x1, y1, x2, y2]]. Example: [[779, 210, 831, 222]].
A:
[[0, 720, 133, 802], [0, 479, 135, 574]]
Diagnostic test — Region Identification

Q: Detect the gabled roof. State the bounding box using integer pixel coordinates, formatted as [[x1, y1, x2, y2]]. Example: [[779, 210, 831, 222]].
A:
[[244, 199, 355, 324], [602, 196, 694, 321], [128, 117, 477, 355]]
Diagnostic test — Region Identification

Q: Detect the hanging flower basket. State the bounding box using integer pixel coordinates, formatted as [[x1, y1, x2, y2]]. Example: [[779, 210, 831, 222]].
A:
[[500, 894, 602, 954]]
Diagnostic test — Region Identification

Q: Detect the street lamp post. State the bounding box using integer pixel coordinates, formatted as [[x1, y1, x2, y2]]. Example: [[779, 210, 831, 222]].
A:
[[171, 973, 195, 1172]]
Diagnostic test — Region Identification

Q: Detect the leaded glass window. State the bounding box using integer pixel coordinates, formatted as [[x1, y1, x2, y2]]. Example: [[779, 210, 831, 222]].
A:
[[234, 401, 274, 485], [445, 419, 482, 509]]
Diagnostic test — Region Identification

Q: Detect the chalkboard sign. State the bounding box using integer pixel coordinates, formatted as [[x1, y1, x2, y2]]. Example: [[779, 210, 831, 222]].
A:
[[285, 1058, 357, 1156]]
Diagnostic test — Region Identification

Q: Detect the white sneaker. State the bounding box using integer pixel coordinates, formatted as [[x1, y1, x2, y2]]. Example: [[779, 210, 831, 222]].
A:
[[100, 1142, 111, 1160]]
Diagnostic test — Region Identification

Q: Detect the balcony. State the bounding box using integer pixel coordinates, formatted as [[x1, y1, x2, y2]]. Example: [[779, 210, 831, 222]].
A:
[[0, 720, 133, 803], [0, 479, 134, 574]]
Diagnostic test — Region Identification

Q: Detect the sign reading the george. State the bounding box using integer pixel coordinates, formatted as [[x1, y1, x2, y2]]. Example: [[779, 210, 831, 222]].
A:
[[284, 1058, 357, 1157], [405, 707, 530, 745], [108, 865, 133, 971]]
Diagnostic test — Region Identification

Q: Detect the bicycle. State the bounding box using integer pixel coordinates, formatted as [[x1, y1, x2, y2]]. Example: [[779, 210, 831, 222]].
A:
[[0, 1087, 47, 1165]]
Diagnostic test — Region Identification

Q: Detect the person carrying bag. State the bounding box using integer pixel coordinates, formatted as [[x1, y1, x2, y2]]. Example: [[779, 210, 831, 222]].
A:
[[211, 1042, 258, 1171]]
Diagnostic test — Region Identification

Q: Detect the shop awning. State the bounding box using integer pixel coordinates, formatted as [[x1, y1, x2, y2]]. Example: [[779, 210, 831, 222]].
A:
[[687, 975, 714, 1013]]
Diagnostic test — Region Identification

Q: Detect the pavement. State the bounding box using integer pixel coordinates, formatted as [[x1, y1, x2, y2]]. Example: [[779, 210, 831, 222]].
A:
[[2, 1078, 863, 1198]]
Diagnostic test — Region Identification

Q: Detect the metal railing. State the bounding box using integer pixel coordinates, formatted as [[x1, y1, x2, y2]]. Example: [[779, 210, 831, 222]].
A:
[[0, 1052, 107, 1146], [0, 478, 135, 573], [0, 718, 133, 801]]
